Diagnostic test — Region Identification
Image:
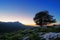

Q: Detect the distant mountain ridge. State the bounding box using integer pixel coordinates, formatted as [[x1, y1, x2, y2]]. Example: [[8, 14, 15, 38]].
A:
[[0, 21, 33, 33]]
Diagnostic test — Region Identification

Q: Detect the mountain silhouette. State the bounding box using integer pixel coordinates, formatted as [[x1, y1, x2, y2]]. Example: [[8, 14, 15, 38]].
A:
[[0, 21, 33, 33]]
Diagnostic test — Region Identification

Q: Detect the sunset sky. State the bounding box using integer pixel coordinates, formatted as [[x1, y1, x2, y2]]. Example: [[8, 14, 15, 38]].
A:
[[0, 0, 60, 25]]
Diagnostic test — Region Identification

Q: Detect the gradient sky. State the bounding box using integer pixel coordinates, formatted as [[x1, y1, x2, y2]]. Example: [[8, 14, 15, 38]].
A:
[[0, 0, 60, 25]]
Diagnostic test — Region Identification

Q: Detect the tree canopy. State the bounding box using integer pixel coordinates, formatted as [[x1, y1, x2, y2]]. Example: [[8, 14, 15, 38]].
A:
[[33, 11, 56, 26]]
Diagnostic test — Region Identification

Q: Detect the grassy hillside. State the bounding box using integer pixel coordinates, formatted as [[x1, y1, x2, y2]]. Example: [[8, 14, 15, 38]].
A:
[[0, 26, 60, 40]]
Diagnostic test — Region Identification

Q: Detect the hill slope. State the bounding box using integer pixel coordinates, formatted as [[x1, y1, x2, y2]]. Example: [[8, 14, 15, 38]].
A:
[[0, 21, 33, 33]]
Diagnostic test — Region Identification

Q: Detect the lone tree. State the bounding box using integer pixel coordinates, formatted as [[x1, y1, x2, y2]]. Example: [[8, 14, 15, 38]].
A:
[[33, 11, 56, 26]]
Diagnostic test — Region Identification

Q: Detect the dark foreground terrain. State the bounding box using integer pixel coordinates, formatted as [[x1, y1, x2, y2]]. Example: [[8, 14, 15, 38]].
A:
[[0, 22, 60, 40]]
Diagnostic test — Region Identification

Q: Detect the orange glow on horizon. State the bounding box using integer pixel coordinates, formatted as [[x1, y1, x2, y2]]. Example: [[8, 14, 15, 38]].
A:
[[0, 16, 36, 25], [0, 16, 60, 26]]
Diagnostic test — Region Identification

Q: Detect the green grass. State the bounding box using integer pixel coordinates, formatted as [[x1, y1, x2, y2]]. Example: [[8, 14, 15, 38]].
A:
[[0, 27, 60, 40]]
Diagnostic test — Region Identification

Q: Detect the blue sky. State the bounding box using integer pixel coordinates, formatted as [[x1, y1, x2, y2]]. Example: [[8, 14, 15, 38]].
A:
[[0, 0, 60, 25]]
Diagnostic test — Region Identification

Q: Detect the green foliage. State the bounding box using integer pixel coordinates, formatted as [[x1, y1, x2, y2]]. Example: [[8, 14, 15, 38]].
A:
[[0, 27, 60, 40]]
